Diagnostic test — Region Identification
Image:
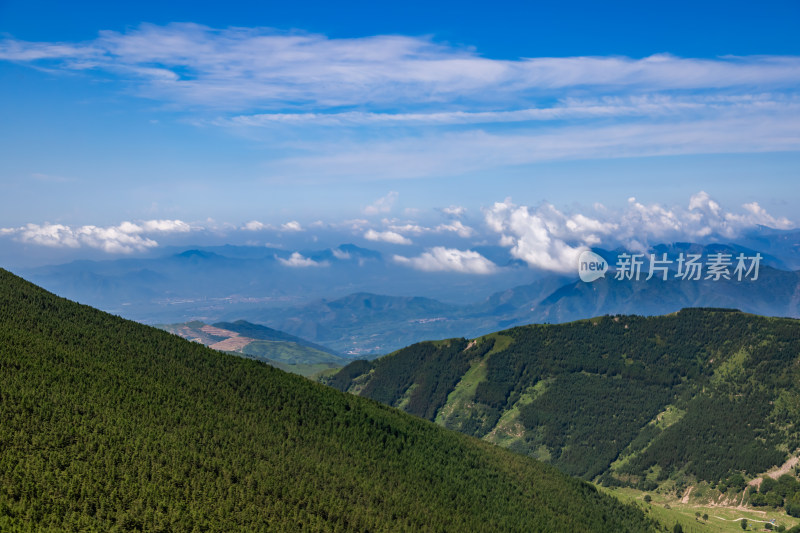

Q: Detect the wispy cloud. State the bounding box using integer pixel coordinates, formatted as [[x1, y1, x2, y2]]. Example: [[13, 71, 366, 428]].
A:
[[217, 93, 800, 128], [364, 191, 398, 215], [3, 24, 799, 183], [266, 110, 800, 181], [386, 220, 475, 238], [3, 24, 799, 111], [394, 247, 498, 274]]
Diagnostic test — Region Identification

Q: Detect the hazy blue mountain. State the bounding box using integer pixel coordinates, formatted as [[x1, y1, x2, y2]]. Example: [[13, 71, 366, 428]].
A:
[[15, 237, 800, 356], [738, 226, 800, 270], [230, 247, 799, 355], [532, 265, 800, 324], [18, 243, 539, 325]]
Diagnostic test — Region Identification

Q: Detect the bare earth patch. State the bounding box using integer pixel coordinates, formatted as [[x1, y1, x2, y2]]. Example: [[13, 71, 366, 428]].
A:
[[200, 325, 238, 338], [198, 325, 255, 352], [767, 455, 800, 479], [748, 454, 800, 488], [210, 335, 254, 352]]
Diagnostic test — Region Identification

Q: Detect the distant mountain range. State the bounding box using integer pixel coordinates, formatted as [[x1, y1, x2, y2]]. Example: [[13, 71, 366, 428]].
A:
[[235, 258, 800, 355], [15, 235, 800, 355], [17, 243, 541, 325]]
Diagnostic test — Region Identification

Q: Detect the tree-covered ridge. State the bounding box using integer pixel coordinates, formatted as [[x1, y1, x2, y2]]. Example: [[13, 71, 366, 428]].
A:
[[0, 269, 657, 532], [330, 308, 800, 487]]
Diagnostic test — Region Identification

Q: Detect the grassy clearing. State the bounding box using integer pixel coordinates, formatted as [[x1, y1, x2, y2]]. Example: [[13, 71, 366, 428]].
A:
[[611, 404, 687, 472], [484, 378, 552, 448], [434, 355, 488, 424], [711, 347, 750, 385], [607, 487, 800, 532], [485, 333, 513, 355]]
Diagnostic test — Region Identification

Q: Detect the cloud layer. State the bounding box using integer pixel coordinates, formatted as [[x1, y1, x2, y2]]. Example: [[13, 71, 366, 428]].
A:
[[0, 194, 793, 274], [484, 192, 793, 271], [0, 220, 190, 253]]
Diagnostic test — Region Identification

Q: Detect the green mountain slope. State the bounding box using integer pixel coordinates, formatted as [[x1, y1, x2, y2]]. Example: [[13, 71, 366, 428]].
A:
[[329, 309, 800, 489], [0, 269, 657, 532]]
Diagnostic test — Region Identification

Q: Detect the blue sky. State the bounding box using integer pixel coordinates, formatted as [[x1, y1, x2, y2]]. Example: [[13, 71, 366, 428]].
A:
[[1, 0, 799, 271]]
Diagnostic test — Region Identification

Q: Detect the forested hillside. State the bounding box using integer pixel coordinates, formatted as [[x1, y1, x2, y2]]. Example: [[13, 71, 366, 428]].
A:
[[0, 269, 658, 532], [330, 309, 800, 493]]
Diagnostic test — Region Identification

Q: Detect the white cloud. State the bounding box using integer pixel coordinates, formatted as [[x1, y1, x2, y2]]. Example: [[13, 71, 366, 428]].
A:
[[441, 205, 466, 217], [394, 247, 497, 274], [364, 229, 412, 245], [280, 220, 303, 232], [364, 191, 398, 215], [485, 192, 795, 272], [242, 220, 271, 231], [681, 191, 792, 238], [0, 218, 196, 253], [435, 220, 474, 238], [485, 201, 591, 272], [3, 223, 150, 253], [16, 224, 81, 249], [140, 219, 192, 232], [277, 252, 328, 268]]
